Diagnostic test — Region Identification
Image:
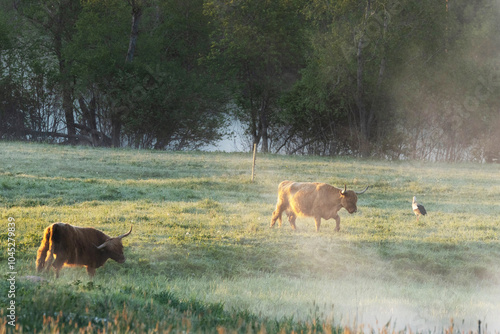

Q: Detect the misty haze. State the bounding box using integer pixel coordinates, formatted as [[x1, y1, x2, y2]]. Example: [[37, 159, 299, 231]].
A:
[[1, 0, 499, 332]]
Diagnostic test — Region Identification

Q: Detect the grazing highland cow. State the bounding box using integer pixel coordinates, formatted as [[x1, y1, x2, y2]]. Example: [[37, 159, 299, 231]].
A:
[[36, 223, 132, 277], [271, 181, 369, 232]]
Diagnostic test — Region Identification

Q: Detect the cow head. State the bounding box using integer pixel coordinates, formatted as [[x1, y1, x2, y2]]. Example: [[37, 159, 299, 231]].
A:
[[340, 185, 369, 214], [96, 226, 132, 263]]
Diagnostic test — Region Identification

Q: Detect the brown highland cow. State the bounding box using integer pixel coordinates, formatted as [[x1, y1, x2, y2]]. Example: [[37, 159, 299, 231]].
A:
[[271, 181, 369, 232], [36, 223, 132, 277]]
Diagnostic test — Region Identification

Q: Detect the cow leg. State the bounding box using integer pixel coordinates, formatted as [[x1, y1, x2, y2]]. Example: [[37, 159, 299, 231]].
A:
[[314, 217, 322, 232], [52, 257, 65, 278], [270, 209, 282, 228], [333, 214, 341, 232], [271, 202, 286, 228], [86, 267, 96, 277], [44, 253, 55, 273], [288, 214, 297, 230]]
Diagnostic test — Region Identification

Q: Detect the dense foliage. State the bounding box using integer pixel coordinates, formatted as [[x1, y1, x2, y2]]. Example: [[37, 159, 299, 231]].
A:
[[0, 0, 499, 160]]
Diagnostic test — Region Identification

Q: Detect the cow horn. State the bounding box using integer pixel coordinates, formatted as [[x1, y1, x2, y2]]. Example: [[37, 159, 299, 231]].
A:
[[341, 184, 346, 195], [96, 240, 109, 250], [96, 226, 132, 249], [117, 226, 132, 239], [355, 185, 369, 194]]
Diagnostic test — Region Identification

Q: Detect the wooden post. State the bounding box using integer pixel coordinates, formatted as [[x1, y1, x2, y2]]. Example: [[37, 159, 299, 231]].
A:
[[251, 143, 257, 182]]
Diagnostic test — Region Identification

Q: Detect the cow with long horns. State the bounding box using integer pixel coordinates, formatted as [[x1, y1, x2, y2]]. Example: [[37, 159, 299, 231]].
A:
[[36, 223, 132, 277], [271, 181, 369, 232]]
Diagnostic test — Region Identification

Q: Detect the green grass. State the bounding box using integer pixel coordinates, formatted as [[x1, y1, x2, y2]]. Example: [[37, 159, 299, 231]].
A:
[[1, 142, 500, 333]]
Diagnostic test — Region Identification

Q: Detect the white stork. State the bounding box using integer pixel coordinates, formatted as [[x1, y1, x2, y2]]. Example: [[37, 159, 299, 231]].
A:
[[412, 196, 427, 221]]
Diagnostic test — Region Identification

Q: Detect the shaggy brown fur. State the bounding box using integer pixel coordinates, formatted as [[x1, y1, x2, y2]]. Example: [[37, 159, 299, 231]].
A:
[[270, 181, 368, 232], [36, 223, 132, 278]]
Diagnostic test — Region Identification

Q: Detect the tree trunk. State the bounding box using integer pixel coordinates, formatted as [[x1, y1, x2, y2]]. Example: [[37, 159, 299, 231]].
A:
[[355, 0, 372, 156], [126, 1, 142, 63], [368, 8, 388, 144], [260, 107, 269, 153], [78, 96, 99, 146], [111, 114, 122, 148], [355, 35, 368, 136], [62, 86, 76, 143], [88, 96, 99, 143], [110, 0, 142, 147], [252, 115, 261, 152], [54, 15, 76, 144]]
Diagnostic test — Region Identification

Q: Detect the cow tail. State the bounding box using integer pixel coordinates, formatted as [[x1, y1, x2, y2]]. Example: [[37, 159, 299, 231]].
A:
[[36, 224, 54, 272]]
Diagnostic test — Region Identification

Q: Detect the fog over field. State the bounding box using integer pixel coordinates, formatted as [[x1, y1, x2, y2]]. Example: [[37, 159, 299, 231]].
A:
[[168, 228, 500, 332]]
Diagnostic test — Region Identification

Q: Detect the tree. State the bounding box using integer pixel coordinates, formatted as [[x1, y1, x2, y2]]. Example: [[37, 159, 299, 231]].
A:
[[67, 0, 130, 146], [282, 0, 459, 157], [117, 0, 228, 149], [205, 0, 308, 152], [16, 0, 83, 143], [0, 0, 62, 141], [391, 0, 500, 161], [285, 0, 407, 156], [2, 0, 498, 159]]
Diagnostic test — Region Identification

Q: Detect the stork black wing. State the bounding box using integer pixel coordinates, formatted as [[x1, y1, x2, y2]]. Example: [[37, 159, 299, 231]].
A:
[[417, 204, 427, 215]]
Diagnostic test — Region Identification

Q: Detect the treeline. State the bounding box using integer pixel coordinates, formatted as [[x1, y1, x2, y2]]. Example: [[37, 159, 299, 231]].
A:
[[0, 0, 498, 161]]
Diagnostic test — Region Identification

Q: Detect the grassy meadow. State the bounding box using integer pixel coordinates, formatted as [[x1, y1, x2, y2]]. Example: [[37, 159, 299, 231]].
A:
[[1, 141, 500, 333]]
